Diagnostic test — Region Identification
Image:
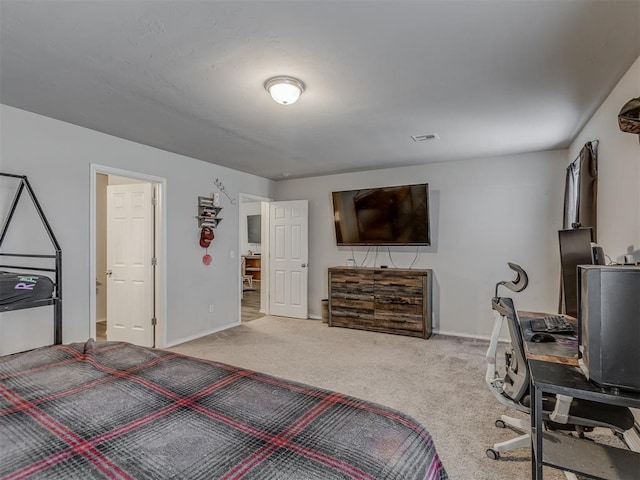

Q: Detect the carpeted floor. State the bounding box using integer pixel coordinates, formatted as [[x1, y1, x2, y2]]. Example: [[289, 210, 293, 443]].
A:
[[169, 316, 624, 480]]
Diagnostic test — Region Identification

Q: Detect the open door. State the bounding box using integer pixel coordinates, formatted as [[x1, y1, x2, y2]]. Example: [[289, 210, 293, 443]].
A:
[[269, 200, 308, 318], [106, 183, 155, 347]]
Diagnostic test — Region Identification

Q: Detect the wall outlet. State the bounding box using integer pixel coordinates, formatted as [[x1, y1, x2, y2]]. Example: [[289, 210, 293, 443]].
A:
[[346, 258, 356, 267], [209, 304, 215, 313]]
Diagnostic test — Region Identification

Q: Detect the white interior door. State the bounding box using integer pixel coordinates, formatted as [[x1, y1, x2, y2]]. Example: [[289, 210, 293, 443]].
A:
[[106, 183, 154, 347], [269, 200, 308, 318]]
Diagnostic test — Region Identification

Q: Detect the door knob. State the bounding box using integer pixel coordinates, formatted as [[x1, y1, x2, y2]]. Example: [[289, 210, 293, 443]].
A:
[[105, 270, 113, 277], [302, 263, 308, 268]]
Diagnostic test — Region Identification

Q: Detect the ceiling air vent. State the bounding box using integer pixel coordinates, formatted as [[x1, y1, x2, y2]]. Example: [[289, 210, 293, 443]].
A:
[[411, 133, 440, 143]]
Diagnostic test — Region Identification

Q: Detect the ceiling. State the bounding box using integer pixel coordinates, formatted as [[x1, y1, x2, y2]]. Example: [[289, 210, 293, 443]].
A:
[[1, 1, 638, 180]]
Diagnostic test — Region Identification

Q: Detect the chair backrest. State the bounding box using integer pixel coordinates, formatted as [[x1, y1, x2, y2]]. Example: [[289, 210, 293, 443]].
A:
[[494, 262, 529, 297], [492, 296, 530, 402]]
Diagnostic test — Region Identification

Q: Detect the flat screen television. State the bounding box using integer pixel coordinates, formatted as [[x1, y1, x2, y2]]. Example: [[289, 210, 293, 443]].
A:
[[331, 183, 430, 246], [247, 215, 261, 244]]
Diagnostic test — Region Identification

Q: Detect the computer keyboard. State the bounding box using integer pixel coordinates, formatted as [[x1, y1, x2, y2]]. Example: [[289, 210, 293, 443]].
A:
[[530, 315, 575, 334]]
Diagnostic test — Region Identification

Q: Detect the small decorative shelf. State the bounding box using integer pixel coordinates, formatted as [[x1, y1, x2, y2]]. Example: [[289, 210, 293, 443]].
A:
[[197, 196, 223, 228]]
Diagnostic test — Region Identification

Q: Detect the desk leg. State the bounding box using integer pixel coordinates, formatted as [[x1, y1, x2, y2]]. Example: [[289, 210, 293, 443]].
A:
[[531, 382, 544, 479]]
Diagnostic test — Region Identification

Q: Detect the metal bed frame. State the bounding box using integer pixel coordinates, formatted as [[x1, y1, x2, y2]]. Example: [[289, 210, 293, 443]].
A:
[[0, 173, 62, 345]]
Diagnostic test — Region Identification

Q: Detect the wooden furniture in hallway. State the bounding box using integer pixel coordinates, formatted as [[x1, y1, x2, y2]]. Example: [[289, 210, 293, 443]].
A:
[[328, 267, 432, 339], [242, 254, 261, 281]]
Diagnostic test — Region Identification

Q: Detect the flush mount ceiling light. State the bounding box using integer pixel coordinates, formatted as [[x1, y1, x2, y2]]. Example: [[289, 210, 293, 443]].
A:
[[264, 76, 305, 105]]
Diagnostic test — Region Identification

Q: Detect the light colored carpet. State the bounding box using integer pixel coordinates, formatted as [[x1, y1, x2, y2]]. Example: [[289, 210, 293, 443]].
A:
[[169, 316, 622, 479]]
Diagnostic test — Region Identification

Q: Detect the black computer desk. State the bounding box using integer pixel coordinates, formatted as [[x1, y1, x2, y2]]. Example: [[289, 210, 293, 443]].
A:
[[518, 312, 640, 480]]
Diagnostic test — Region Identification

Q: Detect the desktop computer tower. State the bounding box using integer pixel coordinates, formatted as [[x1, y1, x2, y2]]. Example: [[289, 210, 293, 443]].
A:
[[578, 265, 640, 392]]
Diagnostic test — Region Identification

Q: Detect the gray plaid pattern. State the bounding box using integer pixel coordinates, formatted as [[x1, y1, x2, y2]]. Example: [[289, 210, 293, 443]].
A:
[[1, 341, 447, 480]]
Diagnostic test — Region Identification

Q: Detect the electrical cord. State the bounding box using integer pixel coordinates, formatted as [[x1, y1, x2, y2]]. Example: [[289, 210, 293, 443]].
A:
[[361, 247, 372, 267], [408, 246, 419, 269], [605, 253, 622, 266], [387, 247, 398, 268], [351, 246, 372, 268]]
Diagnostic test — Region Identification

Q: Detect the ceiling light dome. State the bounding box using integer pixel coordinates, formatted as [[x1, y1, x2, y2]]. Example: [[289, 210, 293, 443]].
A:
[[264, 76, 305, 105]]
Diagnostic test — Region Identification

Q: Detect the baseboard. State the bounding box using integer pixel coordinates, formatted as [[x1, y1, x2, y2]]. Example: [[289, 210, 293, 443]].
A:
[[434, 329, 508, 343], [165, 321, 240, 348], [164, 322, 502, 348]]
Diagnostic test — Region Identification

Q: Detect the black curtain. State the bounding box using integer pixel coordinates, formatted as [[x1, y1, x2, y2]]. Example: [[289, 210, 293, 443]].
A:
[[559, 141, 598, 313], [563, 141, 598, 240]]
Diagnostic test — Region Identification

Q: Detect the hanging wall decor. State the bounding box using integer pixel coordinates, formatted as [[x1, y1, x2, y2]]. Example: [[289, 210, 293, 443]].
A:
[[213, 178, 236, 205], [618, 97, 640, 139], [197, 196, 223, 228], [196, 196, 222, 265]]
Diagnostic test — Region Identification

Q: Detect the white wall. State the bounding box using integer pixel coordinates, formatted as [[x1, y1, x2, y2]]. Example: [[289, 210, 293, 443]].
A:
[[274, 150, 568, 337], [0, 104, 273, 354], [569, 55, 640, 262]]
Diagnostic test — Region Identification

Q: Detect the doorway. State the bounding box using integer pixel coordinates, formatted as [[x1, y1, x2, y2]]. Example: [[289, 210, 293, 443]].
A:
[[239, 194, 269, 322], [90, 165, 166, 348], [238, 196, 310, 322]]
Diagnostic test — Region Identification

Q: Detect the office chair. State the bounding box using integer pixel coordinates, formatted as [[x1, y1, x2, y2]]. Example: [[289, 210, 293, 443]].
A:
[[485, 263, 634, 471]]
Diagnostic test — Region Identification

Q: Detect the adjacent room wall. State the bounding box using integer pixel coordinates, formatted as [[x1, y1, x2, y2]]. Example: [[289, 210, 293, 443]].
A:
[[0, 104, 273, 354], [569, 55, 640, 262], [239, 200, 262, 256], [274, 150, 568, 337]]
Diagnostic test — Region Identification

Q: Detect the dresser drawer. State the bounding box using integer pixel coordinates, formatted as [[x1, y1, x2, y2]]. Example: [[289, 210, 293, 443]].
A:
[[330, 310, 375, 329], [330, 282, 374, 298], [331, 296, 374, 311], [330, 269, 374, 284], [374, 290, 424, 306], [374, 271, 425, 288], [374, 310, 424, 332]]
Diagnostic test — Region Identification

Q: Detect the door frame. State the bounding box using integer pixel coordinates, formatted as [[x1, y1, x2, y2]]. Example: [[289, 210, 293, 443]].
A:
[[238, 192, 271, 323], [89, 164, 167, 348]]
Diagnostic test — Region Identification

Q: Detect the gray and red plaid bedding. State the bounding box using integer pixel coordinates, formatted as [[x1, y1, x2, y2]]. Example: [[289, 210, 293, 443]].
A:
[[0, 340, 448, 479]]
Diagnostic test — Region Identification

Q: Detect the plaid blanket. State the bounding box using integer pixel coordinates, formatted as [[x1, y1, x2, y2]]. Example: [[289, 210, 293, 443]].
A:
[[0, 340, 447, 480]]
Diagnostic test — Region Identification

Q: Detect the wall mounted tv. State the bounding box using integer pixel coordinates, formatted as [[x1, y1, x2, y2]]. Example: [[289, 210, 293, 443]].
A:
[[331, 183, 430, 246], [247, 214, 261, 244]]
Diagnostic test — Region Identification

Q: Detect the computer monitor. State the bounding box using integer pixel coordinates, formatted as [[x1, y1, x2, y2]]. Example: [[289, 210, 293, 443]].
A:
[[578, 265, 640, 392], [559, 228, 594, 317]]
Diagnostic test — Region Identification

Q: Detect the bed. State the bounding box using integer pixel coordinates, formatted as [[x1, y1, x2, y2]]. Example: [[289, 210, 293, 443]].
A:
[[1, 340, 448, 479], [0, 173, 62, 345]]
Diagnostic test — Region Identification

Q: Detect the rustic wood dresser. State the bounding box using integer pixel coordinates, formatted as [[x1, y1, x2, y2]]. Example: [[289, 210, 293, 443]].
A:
[[328, 267, 432, 338]]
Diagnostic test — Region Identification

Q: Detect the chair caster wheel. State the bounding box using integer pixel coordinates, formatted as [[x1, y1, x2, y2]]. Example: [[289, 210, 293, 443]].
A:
[[486, 448, 500, 460], [495, 419, 506, 428]]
